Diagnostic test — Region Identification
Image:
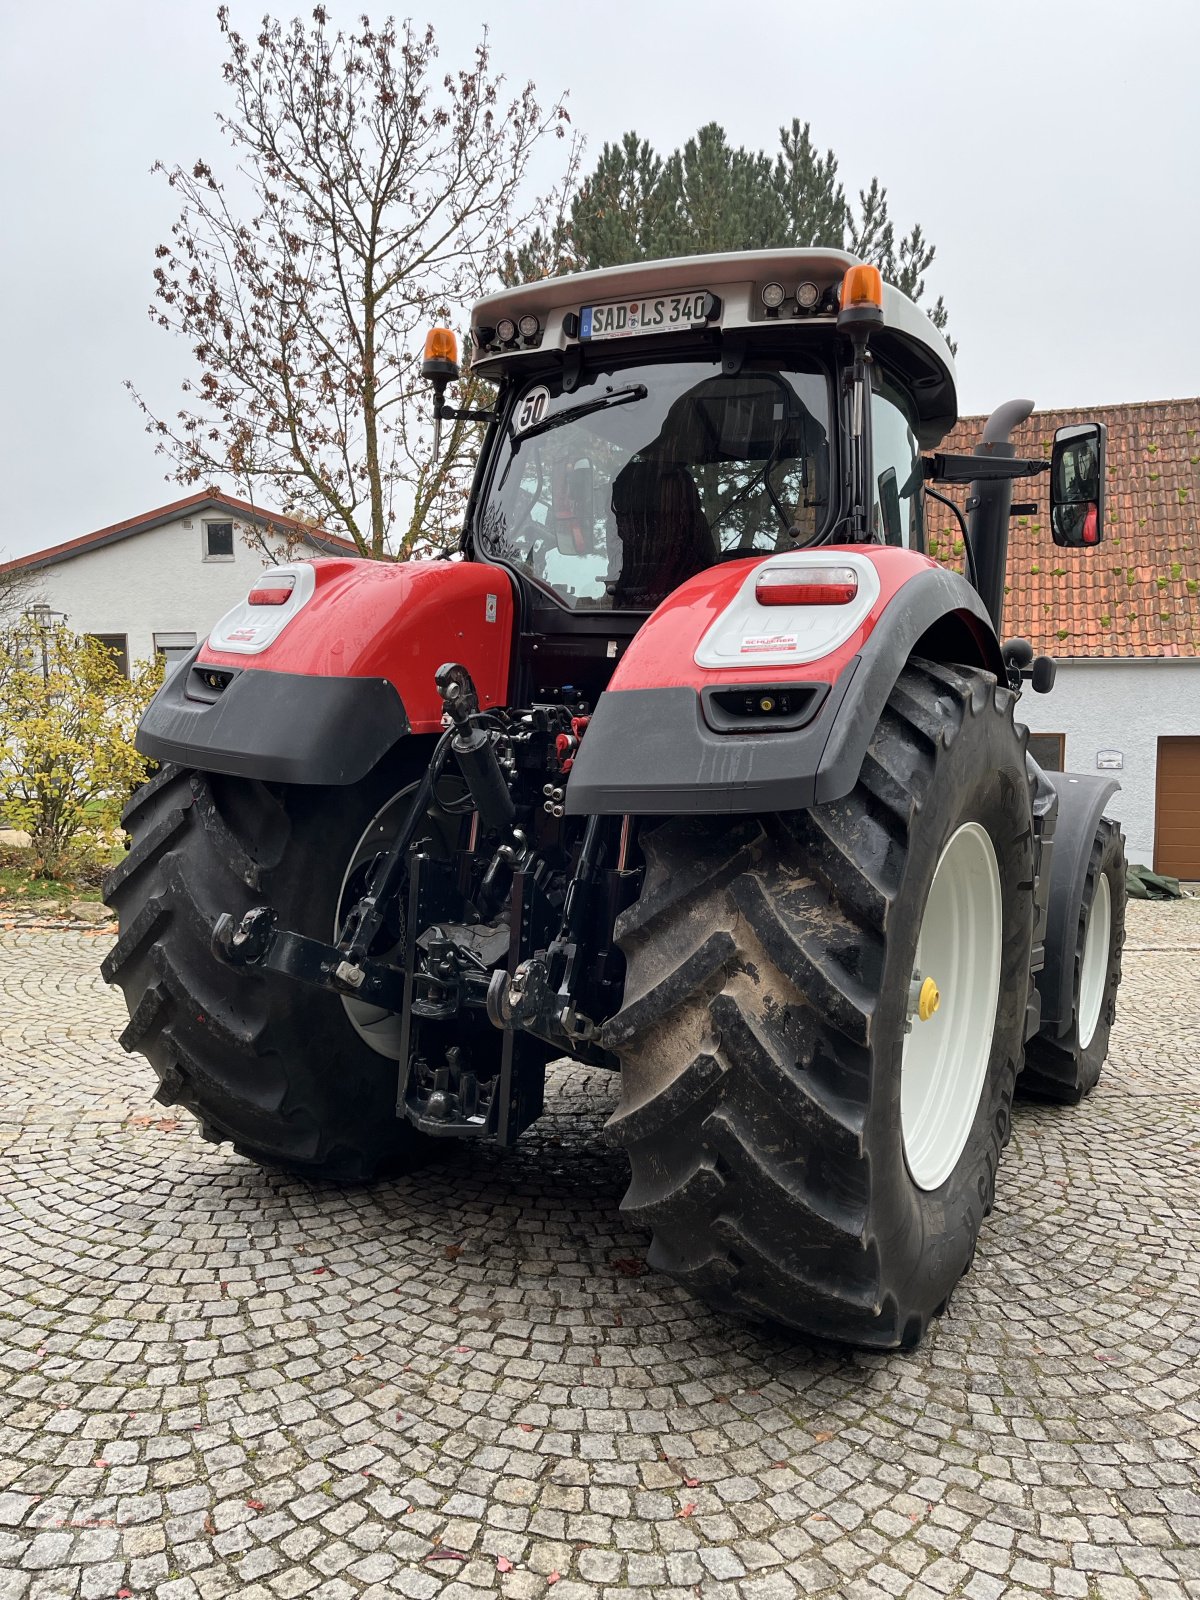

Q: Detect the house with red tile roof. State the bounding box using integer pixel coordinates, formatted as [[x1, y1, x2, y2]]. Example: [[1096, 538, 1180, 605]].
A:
[[930, 399, 1200, 877], [0, 491, 358, 675]]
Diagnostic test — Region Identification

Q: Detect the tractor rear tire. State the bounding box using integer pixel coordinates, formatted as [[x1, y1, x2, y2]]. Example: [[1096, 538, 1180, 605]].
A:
[[602, 660, 1035, 1348], [1020, 818, 1126, 1104], [102, 755, 436, 1180]]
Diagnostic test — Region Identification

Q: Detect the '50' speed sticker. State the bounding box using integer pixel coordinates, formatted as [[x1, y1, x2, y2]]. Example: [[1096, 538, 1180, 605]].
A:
[[513, 386, 550, 433]]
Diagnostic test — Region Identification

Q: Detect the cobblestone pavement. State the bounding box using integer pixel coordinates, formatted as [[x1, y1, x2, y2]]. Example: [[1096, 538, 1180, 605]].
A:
[[1, 901, 1198, 1600]]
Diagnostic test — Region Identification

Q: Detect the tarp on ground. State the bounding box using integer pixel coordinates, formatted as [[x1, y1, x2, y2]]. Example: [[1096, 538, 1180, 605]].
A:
[[1126, 863, 1183, 900]]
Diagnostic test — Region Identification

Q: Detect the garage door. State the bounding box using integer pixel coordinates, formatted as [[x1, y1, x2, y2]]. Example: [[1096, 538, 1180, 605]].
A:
[[1155, 737, 1200, 880]]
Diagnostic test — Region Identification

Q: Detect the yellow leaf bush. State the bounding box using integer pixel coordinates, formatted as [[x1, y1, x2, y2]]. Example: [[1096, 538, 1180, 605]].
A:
[[0, 625, 163, 878]]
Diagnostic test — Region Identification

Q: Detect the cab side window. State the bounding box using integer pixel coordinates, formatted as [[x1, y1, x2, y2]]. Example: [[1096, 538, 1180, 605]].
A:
[[871, 375, 923, 548]]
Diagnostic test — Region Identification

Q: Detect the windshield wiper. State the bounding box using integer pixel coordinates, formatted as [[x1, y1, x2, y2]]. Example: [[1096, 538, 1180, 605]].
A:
[[511, 383, 647, 442]]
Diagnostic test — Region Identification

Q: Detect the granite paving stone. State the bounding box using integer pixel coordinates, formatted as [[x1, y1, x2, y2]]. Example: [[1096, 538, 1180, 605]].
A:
[[0, 902, 1198, 1596]]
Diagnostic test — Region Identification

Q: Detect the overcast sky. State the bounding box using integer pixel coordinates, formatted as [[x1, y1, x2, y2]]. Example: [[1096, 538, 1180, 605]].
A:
[[2, 0, 1197, 560]]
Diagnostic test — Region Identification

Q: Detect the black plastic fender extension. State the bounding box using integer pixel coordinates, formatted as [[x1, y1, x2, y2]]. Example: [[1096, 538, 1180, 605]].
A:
[[1034, 770, 1121, 1038], [135, 650, 411, 786], [565, 566, 1004, 817]]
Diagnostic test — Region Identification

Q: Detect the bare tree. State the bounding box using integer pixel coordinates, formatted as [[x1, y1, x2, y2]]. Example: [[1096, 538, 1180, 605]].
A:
[[133, 10, 571, 559], [0, 560, 39, 631]]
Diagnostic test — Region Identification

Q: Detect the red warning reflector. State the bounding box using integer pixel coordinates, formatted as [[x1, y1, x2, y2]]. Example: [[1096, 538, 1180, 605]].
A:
[[247, 576, 296, 606], [755, 566, 858, 606]]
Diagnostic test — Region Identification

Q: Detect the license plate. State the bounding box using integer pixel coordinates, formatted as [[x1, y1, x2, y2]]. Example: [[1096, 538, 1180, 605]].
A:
[[580, 289, 710, 340]]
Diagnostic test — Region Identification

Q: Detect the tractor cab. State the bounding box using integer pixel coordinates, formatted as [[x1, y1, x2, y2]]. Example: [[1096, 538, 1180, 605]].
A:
[[423, 250, 1107, 709], [425, 249, 959, 704]]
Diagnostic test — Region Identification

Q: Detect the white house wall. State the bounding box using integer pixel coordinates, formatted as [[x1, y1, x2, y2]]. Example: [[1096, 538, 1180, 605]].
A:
[[27, 515, 305, 668], [1017, 659, 1200, 867]]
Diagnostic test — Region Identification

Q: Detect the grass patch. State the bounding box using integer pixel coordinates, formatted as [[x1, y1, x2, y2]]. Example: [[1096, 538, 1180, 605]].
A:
[[0, 842, 121, 909]]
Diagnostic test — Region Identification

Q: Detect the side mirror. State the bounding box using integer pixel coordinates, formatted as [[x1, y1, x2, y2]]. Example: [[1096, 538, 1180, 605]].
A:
[[551, 461, 596, 554], [877, 466, 903, 545], [1050, 422, 1106, 547]]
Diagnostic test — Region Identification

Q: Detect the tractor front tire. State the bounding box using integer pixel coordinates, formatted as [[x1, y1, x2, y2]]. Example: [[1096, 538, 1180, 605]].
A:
[[102, 756, 435, 1180], [603, 660, 1035, 1348], [1020, 818, 1126, 1104]]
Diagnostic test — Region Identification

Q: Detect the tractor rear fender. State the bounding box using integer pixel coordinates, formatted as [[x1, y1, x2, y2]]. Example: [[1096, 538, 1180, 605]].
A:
[[1034, 771, 1120, 1037], [136, 558, 516, 785], [565, 549, 1004, 816]]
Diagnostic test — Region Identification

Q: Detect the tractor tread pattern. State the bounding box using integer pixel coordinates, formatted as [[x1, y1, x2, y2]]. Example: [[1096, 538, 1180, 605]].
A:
[[601, 930, 737, 1046], [605, 660, 1030, 1348], [119, 762, 182, 828], [103, 765, 423, 1182], [103, 807, 191, 898]]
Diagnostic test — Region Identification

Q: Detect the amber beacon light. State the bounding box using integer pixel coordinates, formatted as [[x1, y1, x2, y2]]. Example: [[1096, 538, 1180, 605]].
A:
[[421, 326, 459, 383], [837, 264, 885, 329]]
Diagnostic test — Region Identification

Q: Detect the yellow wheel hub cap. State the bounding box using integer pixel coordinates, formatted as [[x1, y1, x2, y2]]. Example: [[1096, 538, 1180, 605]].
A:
[[917, 975, 941, 1022]]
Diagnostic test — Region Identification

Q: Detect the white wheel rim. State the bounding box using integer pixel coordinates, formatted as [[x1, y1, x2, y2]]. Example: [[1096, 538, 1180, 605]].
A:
[[1077, 871, 1112, 1049], [901, 822, 1003, 1193]]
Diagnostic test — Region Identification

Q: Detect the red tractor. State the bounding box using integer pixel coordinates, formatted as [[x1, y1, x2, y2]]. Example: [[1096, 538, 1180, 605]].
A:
[[104, 250, 1125, 1348]]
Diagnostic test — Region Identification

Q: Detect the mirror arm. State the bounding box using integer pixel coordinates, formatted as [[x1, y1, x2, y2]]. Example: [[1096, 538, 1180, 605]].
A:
[[429, 381, 495, 460], [923, 452, 1050, 485], [439, 406, 496, 424]]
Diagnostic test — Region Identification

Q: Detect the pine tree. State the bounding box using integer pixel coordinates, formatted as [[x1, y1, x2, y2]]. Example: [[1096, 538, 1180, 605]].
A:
[[771, 120, 846, 249], [847, 181, 949, 334], [656, 124, 783, 256], [567, 120, 950, 335], [568, 133, 670, 267]]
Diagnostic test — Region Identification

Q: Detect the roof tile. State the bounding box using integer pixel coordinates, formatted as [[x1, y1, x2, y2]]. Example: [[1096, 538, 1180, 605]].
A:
[[929, 398, 1200, 657]]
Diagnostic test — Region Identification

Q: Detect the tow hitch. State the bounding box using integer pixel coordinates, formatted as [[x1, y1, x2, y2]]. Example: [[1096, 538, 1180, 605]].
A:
[[212, 905, 411, 1011], [208, 662, 634, 1143]]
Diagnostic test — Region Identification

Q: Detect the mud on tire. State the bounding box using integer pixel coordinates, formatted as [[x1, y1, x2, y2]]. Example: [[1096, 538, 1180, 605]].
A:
[[601, 659, 1036, 1348], [102, 757, 435, 1180]]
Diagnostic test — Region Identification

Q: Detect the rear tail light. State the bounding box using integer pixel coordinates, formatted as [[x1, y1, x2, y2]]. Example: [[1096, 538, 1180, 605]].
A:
[[248, 576, 296, 606], [209, 562, 316, 655], [755, 566, 859, 606]]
